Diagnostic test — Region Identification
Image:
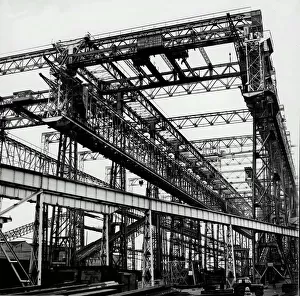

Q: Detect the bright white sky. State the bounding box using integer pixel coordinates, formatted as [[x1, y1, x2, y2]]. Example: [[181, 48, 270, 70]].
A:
[[0, 0, 299, 236]]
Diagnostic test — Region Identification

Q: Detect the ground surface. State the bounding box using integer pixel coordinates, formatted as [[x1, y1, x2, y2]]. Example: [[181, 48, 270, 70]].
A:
[[178, 282, 299, 296]]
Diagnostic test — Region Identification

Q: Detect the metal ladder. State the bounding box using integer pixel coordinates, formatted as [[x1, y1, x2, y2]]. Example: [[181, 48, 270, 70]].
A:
[[0, 228, 33, 286]]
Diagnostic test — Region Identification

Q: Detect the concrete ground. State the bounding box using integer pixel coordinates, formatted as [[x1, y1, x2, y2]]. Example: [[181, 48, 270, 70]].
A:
[[263, 282, 299, 296], [179, 282, 298, 296], [264, 283, 282, 296]]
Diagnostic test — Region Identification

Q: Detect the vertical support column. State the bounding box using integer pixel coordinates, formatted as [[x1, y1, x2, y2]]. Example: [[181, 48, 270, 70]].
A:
[[197, 221, 203, 269], [42, 204, 49, 269], [204, 222, 208, 270], [131, 233, 136, 270], [0, 118, 5, 212], [29, 197, 38, 283], [120, 208, 128, 269], [29, 192, 44, 285], [212, 224, 216, 270], [142, 206, 154, 287], [109, 92, 127, 269], [100, 214, 109, 266], [226, 223, 236, 288], [29, 193, 42, 284], [48, 133, 83, 267], [105, 215, 109, 266], [222, 225, 226, 270], [148, 120, 162, 279], [188, 220, 193, 265], [37, 193, 44, 286], [252, 107, 257, 282]]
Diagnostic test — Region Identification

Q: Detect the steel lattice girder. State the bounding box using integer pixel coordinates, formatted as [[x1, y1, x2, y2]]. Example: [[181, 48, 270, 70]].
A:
[[190, 134, 258, 152], [169, 109, 252, 129], [42, 132, 257, 160], [0, 90, 50, 129], [79, 64, 251, 211], [75, 65, 247, 207], [3, 91, 255, 206], [7, 65, 252, 217], [0, 98, 252, 129], [65, 13, 259, 68], [1, 134, 109, 188], [37, 79, 252, 217], [0, 48, 57, 75], [0, 164, 297, 237], [3, 214, 67, 241], [0, 8, 298, 280], [0, 10, 261, 76], [0, 10, 294, 219], [0, 88, 251, 216]]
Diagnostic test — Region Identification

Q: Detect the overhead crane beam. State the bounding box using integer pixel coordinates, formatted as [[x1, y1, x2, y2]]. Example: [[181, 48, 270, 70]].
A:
[[72, 46, 249, 210], [0, 92, 254, 222], [17, 64, 252, 218], [0, 48, 57, 75], [2, 48, 248, 220], [42, 131, 256, 158], [0, 11, 261, 99], [97, 70, 241, 94], [0, 164, 297, 237], [0, 94, 252, 131], [169, 109, 252, 129], [1, 90, 250, 212], [0, 10, 258, 76], [192, 134, 257, 151]]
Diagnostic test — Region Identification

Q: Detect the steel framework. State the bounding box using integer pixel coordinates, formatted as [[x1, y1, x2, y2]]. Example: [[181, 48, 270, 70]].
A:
[[0, 8, 298, 287]]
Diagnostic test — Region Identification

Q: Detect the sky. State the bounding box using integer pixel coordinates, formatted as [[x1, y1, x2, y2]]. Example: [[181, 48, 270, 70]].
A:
[[0, 0, 299, 235]]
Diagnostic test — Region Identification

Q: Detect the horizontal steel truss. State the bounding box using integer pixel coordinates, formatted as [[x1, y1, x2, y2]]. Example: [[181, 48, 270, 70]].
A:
[[188, 134, 258, 153], [0, 164, 297, 237], [2, 82, 249, 213], [76, 134, 257, 161], [0, 133, 109, 188], [0, 9, 293, 190], [1, 85, 250, 216], [0, 90, 49, 129], [169, 109, 252, 129], [40, 131, 256, 181], [0, 96, 252, 130], [3, 212, 101, 241], [41, 108, 251, 217], [0, 10, 260, 76], [7, 68, 252, 219]]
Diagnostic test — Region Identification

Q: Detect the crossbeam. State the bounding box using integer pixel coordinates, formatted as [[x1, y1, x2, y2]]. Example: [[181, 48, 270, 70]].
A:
[[169, 109, 252, 129], [0, 164, 297, 237], [0, 10, 260, 76]]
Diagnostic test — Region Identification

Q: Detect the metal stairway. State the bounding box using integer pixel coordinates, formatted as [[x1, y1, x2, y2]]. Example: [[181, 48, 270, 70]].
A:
[[0, 229, 33, 287]]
